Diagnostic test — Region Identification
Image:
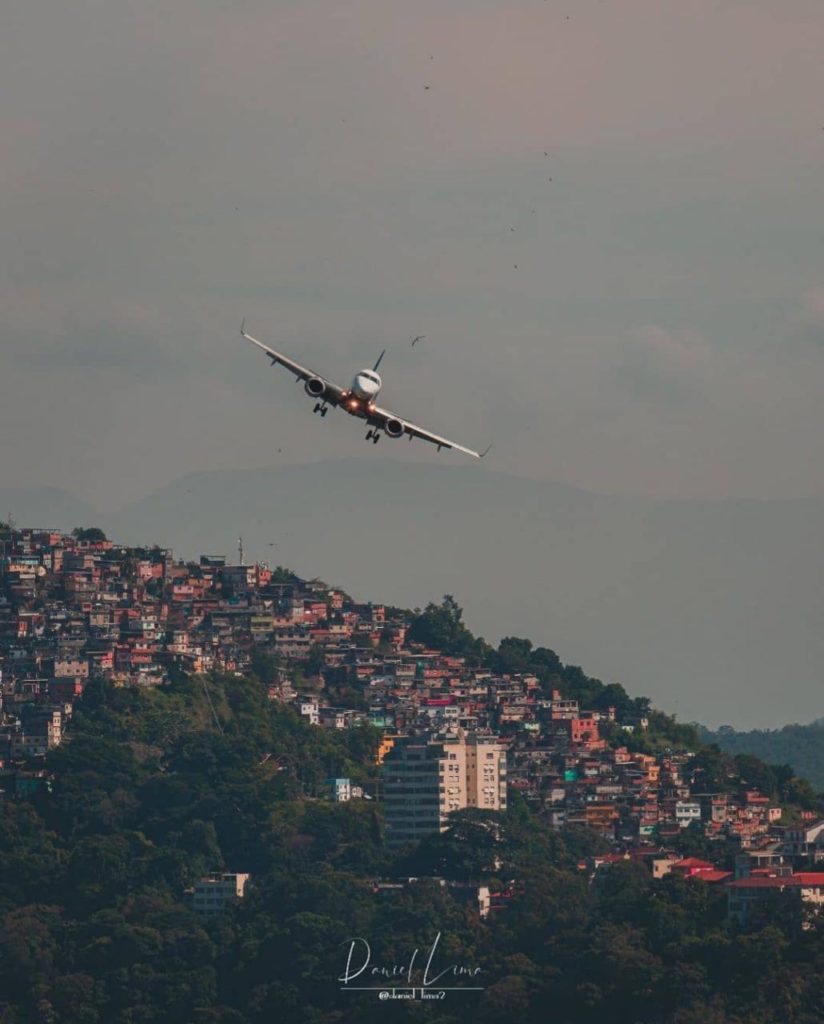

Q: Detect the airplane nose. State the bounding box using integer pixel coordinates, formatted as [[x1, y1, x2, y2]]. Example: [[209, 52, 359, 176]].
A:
[[353, 373, 380, 398]]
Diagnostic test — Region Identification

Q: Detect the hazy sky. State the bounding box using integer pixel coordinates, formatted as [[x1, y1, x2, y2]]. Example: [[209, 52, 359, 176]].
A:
[[2, 0, 824, 511]]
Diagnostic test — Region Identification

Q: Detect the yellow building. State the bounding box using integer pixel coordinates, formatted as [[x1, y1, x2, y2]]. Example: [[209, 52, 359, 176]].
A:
[[375, 734, 398, 765]]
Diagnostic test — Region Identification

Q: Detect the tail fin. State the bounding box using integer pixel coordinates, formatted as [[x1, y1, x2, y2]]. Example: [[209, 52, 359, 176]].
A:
[[373, 349, 386, 372]]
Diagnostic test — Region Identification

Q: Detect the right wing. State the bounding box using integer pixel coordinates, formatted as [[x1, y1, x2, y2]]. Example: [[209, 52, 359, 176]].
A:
[[370, 403, 491, 459], [240, 321, 347, 405]]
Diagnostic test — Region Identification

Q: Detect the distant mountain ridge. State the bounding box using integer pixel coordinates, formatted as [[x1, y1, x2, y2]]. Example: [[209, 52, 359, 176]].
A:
[[0, 486, 98, 531]]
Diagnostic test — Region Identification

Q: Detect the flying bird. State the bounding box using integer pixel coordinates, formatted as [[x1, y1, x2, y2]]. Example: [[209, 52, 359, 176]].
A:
[[411, 335, 425, 347]]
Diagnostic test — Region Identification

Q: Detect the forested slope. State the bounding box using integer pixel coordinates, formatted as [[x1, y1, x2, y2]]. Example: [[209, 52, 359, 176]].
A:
[[2, 669, 824, 1024], [702, 721, 824, 790]]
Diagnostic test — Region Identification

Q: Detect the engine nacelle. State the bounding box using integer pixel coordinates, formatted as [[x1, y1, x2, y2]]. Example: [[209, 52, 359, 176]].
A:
[[304, 377, 326, 398], [384, 418, 404, 438]]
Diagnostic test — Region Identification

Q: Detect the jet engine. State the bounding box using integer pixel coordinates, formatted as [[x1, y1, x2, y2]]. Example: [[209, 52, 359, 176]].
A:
[[384, 418, 404, 438], [304, 377, 326, 398]]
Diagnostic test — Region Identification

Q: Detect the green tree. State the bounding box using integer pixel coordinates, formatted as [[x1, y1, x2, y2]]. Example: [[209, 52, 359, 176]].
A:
[[71, 527, 107, 542], [406, 596, 487, 660], [303, 644, 326, 678]]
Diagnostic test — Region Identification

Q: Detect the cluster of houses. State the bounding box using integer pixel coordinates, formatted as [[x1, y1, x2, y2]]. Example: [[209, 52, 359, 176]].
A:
[[581, 826, 824, 929], [1, 525, 823, 927]]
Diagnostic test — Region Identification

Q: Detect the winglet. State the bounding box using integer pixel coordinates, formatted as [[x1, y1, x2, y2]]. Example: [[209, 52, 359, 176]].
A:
[[240, 318, 246, 337], [479, 443, 493, 459]]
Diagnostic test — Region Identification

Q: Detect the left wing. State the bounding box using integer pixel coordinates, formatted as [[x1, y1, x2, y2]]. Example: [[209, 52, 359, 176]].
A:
[[369, 404, 491, 459], [239, 321, 347, 405]]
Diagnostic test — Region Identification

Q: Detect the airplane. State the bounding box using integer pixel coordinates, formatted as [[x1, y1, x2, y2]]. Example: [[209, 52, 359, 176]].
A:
[[239, 321, 491, 458]]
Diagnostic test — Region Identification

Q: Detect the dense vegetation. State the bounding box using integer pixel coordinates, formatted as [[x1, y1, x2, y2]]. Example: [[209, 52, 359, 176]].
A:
[[1, 653, 824, 1023], [70, 527, 108, 543], [703, 721, 824, 791], [409, 596, 652, 722]]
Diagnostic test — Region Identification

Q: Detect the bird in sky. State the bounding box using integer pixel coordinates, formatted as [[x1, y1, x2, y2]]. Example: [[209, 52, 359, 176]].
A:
[[411, 335, 425, 346]]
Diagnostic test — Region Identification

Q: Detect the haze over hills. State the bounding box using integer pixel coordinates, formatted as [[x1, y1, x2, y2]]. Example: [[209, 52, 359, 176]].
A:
[[0, 486, 99, 531], [10, 459, 818, 731]]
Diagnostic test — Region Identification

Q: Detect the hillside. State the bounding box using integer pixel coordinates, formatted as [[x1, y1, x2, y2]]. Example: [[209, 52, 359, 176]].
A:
[[0, 648, 821, 1022], [9, 462, 823, 729], [102, 459, 824, 729], [2, 525, 824, 1023]]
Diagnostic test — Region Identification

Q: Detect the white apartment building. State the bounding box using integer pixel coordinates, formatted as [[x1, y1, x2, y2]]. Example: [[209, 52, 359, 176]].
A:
[[675, 800, 702, 828]]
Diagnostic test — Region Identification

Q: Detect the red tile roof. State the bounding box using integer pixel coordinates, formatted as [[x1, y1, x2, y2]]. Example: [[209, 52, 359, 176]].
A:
[[692, 870, 732, 883], [727, 873, 824, 889]]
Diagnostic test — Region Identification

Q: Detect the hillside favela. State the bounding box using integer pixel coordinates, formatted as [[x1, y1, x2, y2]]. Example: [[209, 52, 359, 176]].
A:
[[2, 521, 824, 1023]]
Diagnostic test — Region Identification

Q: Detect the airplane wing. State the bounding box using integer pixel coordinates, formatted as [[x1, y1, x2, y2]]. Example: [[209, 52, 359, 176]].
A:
[[369, 404, 491, 459], [240, 322, 347, 405]]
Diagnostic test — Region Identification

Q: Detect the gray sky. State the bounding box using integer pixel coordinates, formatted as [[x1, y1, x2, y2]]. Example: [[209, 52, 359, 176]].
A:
[[2, 2, 824, 729], [2, 0, 824, 510]]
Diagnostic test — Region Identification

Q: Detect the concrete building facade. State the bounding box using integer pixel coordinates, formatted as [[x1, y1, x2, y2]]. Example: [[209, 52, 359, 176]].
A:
[[384, 731, 506, 846], [192, 872, 250, 914]]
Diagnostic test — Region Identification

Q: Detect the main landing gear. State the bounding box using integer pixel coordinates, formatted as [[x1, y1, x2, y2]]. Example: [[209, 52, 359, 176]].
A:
[[313, 402, 328, 417], [365, 429, 380, 444]]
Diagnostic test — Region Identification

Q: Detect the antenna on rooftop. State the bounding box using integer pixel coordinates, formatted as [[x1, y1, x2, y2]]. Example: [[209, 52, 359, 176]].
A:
[[238, 536, 244, 565]]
